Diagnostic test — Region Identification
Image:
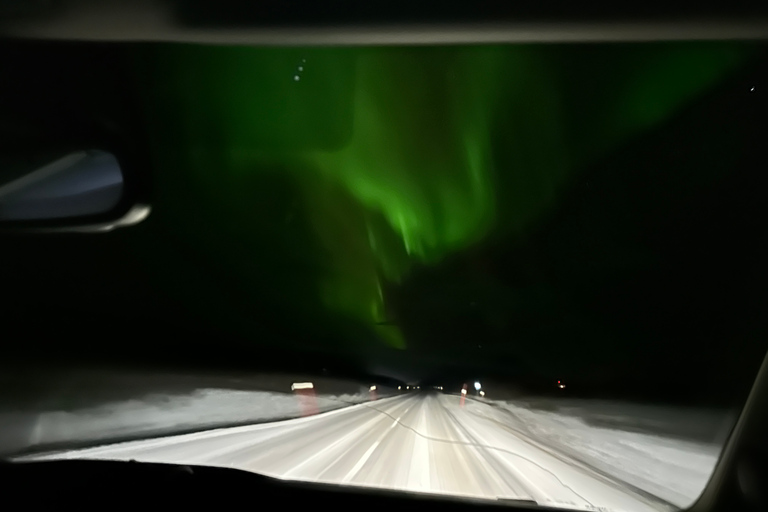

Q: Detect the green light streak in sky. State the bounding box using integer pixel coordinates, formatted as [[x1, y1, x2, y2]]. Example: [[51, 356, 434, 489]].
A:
[[311, 48, 499, 263], [138, 43, 750, 350]]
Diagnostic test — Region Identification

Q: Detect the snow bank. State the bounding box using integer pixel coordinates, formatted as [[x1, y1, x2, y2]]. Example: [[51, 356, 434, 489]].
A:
[[3, 389, 379, 455], [465, 398, 729, 508]]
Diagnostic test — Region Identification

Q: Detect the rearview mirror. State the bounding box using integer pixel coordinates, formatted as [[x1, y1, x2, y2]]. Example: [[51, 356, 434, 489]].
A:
[[0, 150, 148, 233]]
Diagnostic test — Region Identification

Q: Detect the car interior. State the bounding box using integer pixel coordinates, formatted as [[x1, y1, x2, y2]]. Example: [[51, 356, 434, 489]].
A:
[[1, 2, 767, 511]]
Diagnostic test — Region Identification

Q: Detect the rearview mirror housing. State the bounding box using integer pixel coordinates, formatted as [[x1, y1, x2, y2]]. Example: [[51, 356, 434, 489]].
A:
[[0, 149, 149, 233]]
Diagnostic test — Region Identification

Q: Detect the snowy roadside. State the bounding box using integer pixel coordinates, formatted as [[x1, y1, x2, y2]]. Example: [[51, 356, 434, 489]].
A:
[[461, 397, 730, 508], [2, 389, 384, 456]]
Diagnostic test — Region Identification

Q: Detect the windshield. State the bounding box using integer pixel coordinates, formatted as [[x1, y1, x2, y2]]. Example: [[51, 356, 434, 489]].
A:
[[2, 41, 767, 512]]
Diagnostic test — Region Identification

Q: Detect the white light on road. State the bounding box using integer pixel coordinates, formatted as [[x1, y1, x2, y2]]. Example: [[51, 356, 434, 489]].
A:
[[461, 389, 467, 395], [474, 381, 481, 391], [370, 385, 377, 391], [291, 382, 314, 391], [398, 386, 401, 390], [479, 391, 485, 397]]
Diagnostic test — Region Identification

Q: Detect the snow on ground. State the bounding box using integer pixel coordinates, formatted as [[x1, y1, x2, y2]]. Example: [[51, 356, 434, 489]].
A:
[[463, 397, 729, 509], [4, 388, 733, 510], [4, 389, 377, 455]]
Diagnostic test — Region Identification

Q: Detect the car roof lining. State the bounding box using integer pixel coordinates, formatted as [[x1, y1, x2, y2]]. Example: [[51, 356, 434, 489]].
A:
[[3, 1, 768, 45]]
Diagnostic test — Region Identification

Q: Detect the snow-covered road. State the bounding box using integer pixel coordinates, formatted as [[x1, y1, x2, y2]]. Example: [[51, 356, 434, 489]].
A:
[[21, 393, 682, 512]]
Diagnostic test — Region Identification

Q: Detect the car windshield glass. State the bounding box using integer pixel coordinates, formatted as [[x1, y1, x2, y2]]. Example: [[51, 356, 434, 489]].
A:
[[3, 41, 768, 512]]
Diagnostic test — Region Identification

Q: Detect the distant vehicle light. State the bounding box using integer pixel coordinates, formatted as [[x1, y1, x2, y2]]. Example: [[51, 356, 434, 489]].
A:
[[370, 385, 377, 391], [291, 382, 314, 391], [479, 391, 485, 397], [461, 389, 467, 395], [398, 386, 402, 390], [474, 381, 481, 391], [559, 384, 566, 389]]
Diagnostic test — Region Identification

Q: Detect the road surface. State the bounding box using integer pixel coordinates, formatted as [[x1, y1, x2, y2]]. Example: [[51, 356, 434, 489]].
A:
[[22, 393, 672, 512]]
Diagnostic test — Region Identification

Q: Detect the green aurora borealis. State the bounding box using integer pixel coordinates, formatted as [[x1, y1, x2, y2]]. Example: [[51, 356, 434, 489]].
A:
[[133, 42, 751, 352]]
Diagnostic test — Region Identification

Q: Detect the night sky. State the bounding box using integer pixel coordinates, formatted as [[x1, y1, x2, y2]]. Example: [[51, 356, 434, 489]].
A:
[[1, 41, 766, 406]]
